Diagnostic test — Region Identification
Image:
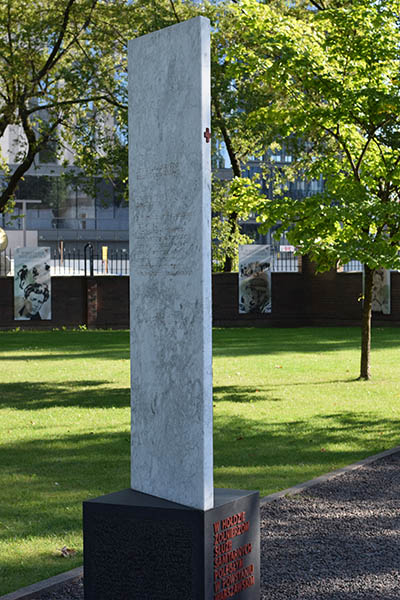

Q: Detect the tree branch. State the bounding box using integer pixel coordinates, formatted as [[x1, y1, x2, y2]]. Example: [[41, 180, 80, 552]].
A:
[[355, 133, 375, 174], [0, 118, 8, 140], [6, 1, 13, 58], [212, 95, 242, 272], [322, 125, 358, 179], [213, 96, 242, 178], [26, 95, 126, 115], [386, 153, 400, 190], [169, 0, 181, 22], [34, 0, 98, 85], [309, 0, 326, 9], [35, 0, 77, 83], [71, 36, 128, 110], [0, 50, 11, 66], [371, 136, 388, 169], [0, 108, 61, 213]]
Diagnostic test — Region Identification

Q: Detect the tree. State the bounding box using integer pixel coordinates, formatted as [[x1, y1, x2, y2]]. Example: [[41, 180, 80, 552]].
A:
[[0, 0, 134, 214], [207, 0, 317, 271], [67, 0, 265, 270], [209, 0, 276, 271], [211, 174, 260, 271], [225, 0, 400, 379], [64, 0, 190, 193]]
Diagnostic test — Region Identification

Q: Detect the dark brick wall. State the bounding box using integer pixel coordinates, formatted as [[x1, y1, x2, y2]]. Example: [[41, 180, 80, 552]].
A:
[[301, 258, 362, 324], [93, 276, 130, 329], [1, 266, 400, 330], [0, 277, 86, 329], [212, 272, 306, 327], [0, 276, 129, 330], [213, 260, 400, 327]]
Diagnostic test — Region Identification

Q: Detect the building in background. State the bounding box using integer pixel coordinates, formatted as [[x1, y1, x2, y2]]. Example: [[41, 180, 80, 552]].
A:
[[0, 117, 128, 255], [217, 147, 324, 249], [1, 123, 321, 260]]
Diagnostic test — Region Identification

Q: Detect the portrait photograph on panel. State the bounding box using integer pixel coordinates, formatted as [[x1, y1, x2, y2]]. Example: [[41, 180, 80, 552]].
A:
[[14, 247, 51, 320], [371, 267, 391, 315], [238, 245, 272, 314]]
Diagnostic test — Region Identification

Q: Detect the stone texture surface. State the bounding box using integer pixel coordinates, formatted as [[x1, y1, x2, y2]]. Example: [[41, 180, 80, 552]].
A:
[[128, 17, 213, 510]]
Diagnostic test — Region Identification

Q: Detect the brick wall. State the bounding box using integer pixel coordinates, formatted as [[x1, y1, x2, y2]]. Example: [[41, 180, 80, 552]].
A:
[[213, 259, 400, 327], [1, 265, 400, 330], [0, 277, 129, 330]]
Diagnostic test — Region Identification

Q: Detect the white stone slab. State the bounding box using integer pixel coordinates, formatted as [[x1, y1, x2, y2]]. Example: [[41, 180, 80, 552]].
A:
[[128, 17, 213, 510]]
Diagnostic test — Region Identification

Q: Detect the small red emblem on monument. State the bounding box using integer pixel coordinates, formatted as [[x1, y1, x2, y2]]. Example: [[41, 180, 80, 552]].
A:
[[204, 127, 211, 143]]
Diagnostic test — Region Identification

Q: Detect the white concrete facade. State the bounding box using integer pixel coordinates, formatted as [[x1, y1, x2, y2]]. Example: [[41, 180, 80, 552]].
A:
[[128, 17, 213, 510]]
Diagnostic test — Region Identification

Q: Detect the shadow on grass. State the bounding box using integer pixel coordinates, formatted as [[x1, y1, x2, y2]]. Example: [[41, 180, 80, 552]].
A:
[[1, 409, 399, 593], [3, 377, 364, 412], [0, 330, 130, 362], [213, 378, 360, 403], [0, 381, 130, 410], [213, 326, 400, 357], [2, 349, 130, 362], [0, 430, 131, 537], [213, 411, 400, 496], [213, 386, 282, 403], [2, 327, 400, 365], [1, 411, 398, 524], [3, 378, 360, 412], [0, 428, 130, 595]]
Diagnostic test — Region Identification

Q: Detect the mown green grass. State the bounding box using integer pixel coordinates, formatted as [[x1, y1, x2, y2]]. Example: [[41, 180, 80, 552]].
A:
[[1, 327, 400, 594]]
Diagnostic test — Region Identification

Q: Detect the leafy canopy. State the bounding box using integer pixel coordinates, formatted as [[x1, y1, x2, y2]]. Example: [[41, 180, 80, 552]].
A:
[[224, 0, 400, 271], [0, 0, 141, 212]]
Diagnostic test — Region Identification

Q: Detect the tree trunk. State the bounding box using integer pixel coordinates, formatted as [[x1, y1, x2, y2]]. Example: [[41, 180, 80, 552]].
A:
[[222, 211, 238, 272], [223, 255, 233, 272], [213, 97, 241, 273], [359, 265, 374, 380]]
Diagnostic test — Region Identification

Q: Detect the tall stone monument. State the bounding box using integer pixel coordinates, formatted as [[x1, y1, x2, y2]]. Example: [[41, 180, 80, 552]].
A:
[[129, 16, 213, 511], [83, 17, 260, 600]]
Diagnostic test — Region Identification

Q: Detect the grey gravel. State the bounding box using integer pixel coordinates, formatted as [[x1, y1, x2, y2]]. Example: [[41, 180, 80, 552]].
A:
[[260, 452, 400, 599], [31, 580, 83, 600], [31, 452, 400, 599]]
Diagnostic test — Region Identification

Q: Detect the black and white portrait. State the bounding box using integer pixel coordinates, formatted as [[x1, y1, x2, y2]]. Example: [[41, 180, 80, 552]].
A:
[[239, 245, 272, 314], [14, 247, 51, 320], [371, 267, 391, 315]]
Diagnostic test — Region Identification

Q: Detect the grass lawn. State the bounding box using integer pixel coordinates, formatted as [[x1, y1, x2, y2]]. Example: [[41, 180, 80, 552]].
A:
[[1, 326, 400, 594]]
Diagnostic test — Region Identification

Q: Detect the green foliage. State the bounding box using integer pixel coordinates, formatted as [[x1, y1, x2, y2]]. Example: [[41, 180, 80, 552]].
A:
[[218, 0, 400, 376], [0, 0, 155, 211], [65, 0, 193, 195], [225, 0, 400, 273], [205, 0, 281, 269], [210, 1, 277, 167], [211, 175, 262, 271]]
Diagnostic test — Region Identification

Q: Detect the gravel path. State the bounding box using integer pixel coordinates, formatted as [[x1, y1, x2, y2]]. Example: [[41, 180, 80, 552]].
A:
[[32, 452, 400, 599]]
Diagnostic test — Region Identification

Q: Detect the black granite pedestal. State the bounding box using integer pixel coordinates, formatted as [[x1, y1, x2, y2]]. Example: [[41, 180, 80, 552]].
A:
[[83, 487, 260, 600]]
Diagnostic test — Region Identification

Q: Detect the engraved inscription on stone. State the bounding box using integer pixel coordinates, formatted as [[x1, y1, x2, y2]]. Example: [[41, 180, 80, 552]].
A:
[[132, 190, 197, 275], [89, 513, 193, 598], [133, 231, 194, 274], [136, 161, 179, 181], [213, 511, 255, 599]]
